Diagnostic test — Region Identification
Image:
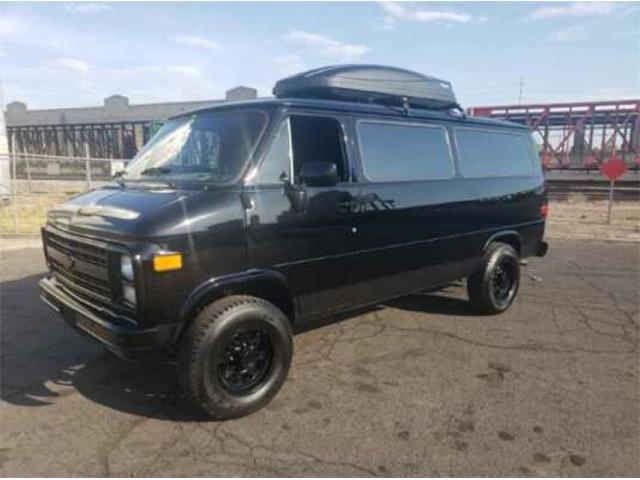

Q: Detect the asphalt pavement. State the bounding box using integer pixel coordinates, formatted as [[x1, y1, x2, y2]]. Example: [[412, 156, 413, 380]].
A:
[[1, 240, 638, 476]]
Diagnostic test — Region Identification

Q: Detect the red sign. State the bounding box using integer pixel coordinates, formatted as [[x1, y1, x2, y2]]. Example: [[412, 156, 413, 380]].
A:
[[600, 156, 628, 182]]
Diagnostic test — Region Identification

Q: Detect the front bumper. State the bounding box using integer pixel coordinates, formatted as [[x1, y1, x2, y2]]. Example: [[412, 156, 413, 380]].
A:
[[39, 276, 177, 359]]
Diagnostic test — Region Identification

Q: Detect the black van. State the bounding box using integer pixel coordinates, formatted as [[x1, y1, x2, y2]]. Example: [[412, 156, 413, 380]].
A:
[[39, 65, 548, 419]]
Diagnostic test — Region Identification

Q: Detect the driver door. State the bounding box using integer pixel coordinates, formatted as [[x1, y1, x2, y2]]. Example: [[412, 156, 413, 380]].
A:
[[243, 113, 360, 321]]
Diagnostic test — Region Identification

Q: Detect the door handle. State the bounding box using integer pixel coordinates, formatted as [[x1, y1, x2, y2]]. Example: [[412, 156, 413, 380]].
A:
[[284, 183, 308, 212], [338, 199, 355, 214]]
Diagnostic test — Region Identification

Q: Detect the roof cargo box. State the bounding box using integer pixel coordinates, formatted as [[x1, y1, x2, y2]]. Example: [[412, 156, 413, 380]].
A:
[[273, 64, 458, 110]]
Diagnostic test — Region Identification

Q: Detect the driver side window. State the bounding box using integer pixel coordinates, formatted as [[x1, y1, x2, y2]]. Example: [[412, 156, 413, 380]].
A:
[[256, 119, 292, 184], [256, 115, 348, 185]]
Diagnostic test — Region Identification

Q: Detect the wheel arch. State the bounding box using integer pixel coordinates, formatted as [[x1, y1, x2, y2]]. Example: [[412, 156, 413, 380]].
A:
[[174, 269, 297, 344], [483, 230, 522, 255]]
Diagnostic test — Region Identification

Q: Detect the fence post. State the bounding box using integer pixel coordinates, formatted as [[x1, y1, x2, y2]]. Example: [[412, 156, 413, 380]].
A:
[[10, 136, 19, 234], [85, 143, 92, 190], [25, 153, 32, 192]]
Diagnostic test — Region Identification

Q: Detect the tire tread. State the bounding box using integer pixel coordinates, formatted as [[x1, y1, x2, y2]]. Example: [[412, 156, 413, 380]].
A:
[[177, 295, 291, 419]]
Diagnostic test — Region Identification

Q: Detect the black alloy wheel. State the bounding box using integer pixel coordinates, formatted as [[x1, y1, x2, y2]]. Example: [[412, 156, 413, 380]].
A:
[[490, 258, 517, 308], [217, 326, 273, 395], [467, 242, 520, 314]]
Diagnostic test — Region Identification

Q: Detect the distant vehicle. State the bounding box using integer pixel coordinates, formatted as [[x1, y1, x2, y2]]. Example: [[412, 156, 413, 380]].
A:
[[39, 65, 548, 419]]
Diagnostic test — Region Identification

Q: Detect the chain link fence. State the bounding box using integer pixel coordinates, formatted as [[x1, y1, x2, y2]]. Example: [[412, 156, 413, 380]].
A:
[[0, 152, 127, 235], [1, 151, 638, 236]]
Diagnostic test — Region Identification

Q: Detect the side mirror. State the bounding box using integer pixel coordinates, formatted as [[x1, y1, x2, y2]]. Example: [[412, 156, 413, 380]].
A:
[[300, 161, 338, 187]]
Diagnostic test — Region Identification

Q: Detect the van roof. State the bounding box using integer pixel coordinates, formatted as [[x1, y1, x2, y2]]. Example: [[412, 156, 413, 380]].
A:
[[172, 97, 527, 130]]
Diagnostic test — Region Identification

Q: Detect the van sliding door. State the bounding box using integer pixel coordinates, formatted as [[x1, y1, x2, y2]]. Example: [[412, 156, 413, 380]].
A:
[[350, 119, 476, 304]]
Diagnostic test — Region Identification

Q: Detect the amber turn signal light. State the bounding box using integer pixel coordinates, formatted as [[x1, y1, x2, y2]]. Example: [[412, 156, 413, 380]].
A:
[[153, 253, 183, 272]]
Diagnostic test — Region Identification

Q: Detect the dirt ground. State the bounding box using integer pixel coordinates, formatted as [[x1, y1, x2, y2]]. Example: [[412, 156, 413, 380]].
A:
[[545, 199, 640, 243], [1, 240, 638, 476]]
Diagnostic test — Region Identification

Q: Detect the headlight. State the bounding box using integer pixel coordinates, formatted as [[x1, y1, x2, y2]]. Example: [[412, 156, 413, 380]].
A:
[[120, 255, 134, 281], [122, 284, 137, 305]]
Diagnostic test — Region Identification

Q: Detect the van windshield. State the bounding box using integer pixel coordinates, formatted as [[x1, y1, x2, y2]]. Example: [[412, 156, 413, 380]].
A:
[[123, 110, 267, 184]]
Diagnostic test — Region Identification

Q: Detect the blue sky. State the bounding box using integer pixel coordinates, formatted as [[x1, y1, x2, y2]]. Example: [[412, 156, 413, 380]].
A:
[[1, 1, 638, 110]]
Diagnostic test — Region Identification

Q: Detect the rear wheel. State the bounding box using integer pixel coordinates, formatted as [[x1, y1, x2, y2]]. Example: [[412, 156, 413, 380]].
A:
[[467, 242, 520, 314], [177, 295, 293, 419]]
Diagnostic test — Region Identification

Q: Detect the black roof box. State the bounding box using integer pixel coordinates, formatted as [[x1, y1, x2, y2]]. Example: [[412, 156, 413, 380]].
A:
[[273, 64, 458, 110]]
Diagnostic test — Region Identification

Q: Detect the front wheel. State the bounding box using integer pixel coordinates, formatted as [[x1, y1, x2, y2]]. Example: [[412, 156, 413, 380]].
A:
[[467, 242, 520, 314], [177, 295, 293, 419]]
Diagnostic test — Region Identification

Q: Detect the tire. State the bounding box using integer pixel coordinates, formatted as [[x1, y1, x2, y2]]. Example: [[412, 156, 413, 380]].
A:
[[177, 295, 293, 419], [467, 242, 520, 315]]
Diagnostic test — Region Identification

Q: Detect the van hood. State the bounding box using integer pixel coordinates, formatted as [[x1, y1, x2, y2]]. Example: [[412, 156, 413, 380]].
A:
[[47, 186, 239, 241]]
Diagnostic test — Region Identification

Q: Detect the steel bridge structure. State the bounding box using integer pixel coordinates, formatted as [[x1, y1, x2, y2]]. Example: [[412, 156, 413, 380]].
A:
[[7, 121, 154, 159], [468, 99, 640, 169], [4, 87, 259, 161], [6, 97, 640, 170]]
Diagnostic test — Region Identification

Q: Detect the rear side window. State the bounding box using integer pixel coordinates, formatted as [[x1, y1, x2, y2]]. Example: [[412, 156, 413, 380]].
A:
[[357, 121, 452, 181], [455, 129, 535, 178]]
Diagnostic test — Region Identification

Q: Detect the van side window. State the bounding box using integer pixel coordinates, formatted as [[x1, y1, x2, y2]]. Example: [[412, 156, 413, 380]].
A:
[[290, 116, 347, 183], [455, 129, 535, 178], [357, 121, 452, 181], [256, 119, 291, 184]]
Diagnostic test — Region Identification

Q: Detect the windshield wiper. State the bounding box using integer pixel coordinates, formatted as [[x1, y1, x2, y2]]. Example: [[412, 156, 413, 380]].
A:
[[134, 167, 176, 188], [140, 166, 172, 176]]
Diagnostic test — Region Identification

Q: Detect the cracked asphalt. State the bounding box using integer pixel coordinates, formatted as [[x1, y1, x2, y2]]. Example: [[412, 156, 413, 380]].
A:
[[1, 239, 638, 476]]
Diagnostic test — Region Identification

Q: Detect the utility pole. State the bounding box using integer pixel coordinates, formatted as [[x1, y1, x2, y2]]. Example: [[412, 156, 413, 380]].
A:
[[0, 78, 11, 203], [518, 77, 524, 105]]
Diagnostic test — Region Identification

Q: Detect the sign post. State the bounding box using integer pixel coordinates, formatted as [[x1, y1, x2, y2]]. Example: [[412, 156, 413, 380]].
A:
[[600, 156, 628, 224], [606, 179, 614, 224]]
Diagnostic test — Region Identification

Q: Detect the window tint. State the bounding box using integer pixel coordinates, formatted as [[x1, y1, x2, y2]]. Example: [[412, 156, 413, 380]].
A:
[[290, 116, 347, 183], [455, 129, 534, 178], [357, 121, 452, 181], [256, 119, 291, 184]]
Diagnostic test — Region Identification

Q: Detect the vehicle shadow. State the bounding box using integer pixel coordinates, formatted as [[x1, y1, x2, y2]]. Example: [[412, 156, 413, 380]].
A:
[[294, 283, 474, 334], [385, 290, 476, 317], [0, 273, 208, 422], [1, 273, 472, 422]]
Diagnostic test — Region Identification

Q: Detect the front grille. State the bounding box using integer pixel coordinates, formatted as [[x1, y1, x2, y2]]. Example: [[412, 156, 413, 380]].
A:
[[45, 230, 113, 307], [47, 233, 107, 268]]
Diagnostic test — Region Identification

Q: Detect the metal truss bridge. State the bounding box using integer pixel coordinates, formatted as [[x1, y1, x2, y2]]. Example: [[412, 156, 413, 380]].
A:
[[6, 99, 640, 172], [468, 99, 640, 170]]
